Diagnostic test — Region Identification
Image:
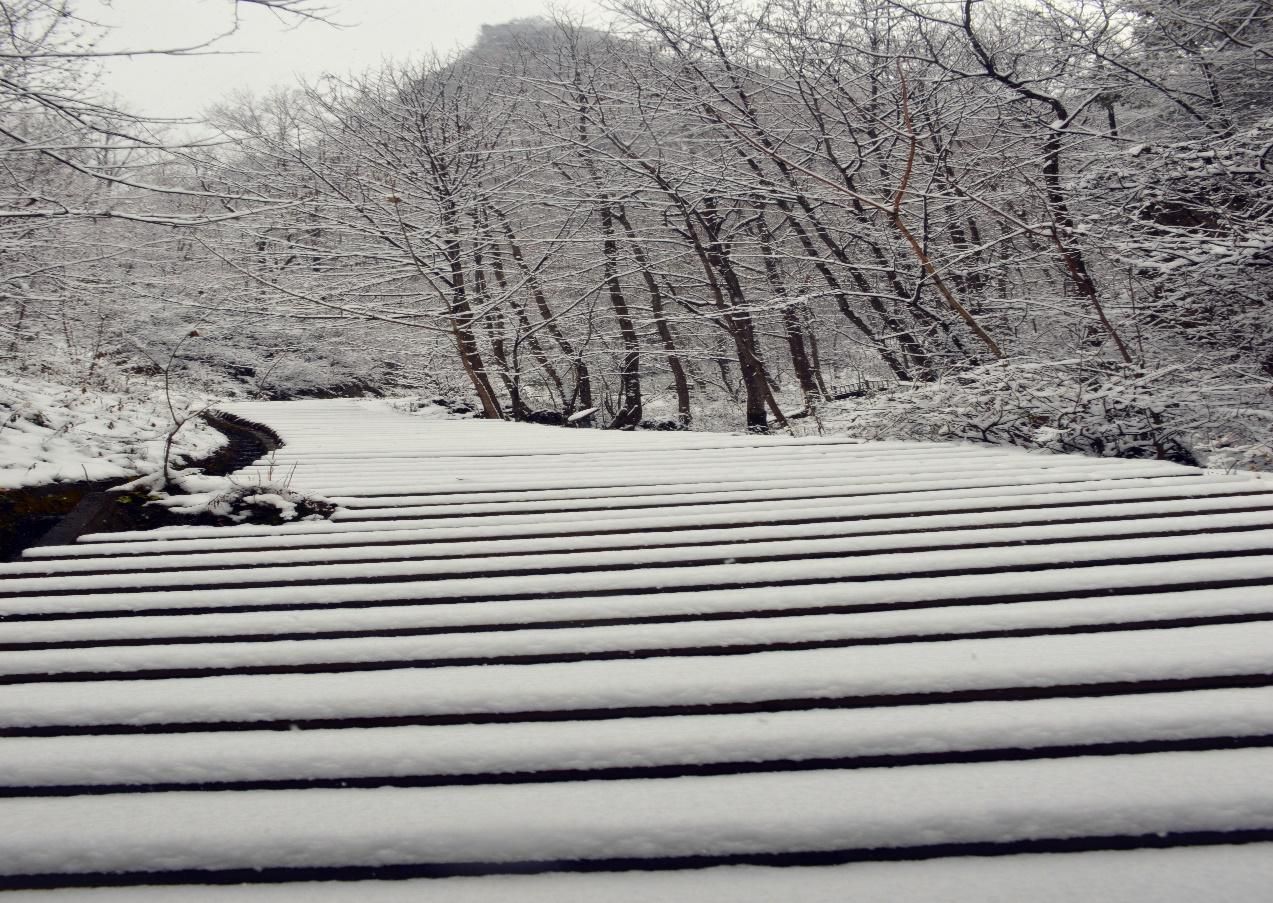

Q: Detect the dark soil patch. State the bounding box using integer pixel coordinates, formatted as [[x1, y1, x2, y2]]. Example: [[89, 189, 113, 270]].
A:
[[197, 411, 282, 476], [0, 482, 114, 561]]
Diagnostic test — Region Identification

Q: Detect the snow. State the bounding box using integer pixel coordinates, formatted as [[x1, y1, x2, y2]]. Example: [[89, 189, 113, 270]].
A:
[[5, 620, 1273, 729], [7, 533, 1273, 618], [5, 513, 1272, 596], [30, 473, 1267, 555], [5, 560, 1273, 647], [7, 494, 1270, 576], [0, 374, 225, 489], [4, 399, 1272, 897], [6, 585, 1273, 679], [1, 686, 1269, 788], [323, 462, 1195, 520], [3, 750, 1273, 875], [0, 846, 1268, 903]]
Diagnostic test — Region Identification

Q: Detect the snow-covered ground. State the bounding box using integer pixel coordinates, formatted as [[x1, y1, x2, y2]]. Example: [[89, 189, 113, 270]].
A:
[[0, 374, 225, 490], [1, 846, 1268, 903], [3, 399, 1273, 899]]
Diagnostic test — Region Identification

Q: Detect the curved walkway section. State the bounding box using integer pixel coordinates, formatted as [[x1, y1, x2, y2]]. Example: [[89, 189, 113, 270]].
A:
[[3, 399, 1273, 900]]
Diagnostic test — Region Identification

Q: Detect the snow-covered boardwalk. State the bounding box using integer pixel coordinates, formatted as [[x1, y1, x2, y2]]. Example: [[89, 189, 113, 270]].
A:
[[3, 399, 1273, 900]]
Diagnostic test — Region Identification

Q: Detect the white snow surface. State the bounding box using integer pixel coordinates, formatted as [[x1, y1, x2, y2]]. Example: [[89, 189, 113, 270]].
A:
[[4, 749, 1273, 874], [0, 373, 224, 489], [3, 398, 1273, 899], [1, 687, 1268, 788], [1, 846, 1269, 903]]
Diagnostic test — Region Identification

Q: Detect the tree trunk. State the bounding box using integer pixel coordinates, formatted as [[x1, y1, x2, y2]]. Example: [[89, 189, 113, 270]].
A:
[[600, 202, 642, 429], [480, 210, 565, 415], [756, 216, 823, 410], [492, 206, 594, 414], [613, 205, 692, 425]]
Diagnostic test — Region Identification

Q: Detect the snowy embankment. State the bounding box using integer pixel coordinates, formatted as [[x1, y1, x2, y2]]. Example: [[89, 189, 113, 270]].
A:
[[807, 360, 1273, 474], [3, 398, 1273, 899], [0, 374, 224, 490]]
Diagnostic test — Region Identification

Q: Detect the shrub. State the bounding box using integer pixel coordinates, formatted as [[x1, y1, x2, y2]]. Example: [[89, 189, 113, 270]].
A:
[[822, 359, 1271, 469]]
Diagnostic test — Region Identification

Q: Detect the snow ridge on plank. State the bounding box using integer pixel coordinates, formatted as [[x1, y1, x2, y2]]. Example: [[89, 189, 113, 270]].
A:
[[1, 398, 1272, 899]]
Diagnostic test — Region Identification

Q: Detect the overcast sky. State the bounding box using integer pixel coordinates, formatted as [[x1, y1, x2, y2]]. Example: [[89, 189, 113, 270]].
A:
[[84, 0, 602, 120]]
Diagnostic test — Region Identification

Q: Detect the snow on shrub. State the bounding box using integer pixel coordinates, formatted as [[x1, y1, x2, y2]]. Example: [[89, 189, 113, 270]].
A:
[[391, 397, 479, 419], [822, 359, 1271, 469], [195, 486, 337, 525], [119, 469, 336, 526]]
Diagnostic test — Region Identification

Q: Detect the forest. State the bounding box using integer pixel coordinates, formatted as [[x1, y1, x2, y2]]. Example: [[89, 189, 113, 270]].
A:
[[3, 0, 1271, 473]]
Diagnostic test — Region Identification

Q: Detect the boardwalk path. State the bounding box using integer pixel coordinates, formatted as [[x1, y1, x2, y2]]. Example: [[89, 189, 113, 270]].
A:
[[3, 399, 1273, 900]]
